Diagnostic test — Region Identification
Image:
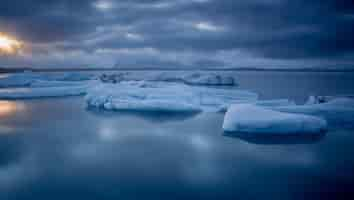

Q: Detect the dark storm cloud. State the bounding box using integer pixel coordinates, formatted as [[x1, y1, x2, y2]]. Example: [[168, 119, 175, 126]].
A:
[[0, 0, 353, 68]]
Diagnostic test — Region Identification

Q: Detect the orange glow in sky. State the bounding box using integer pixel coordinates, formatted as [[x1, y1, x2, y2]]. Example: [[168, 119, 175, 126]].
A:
[[0, 32, 23, 55]]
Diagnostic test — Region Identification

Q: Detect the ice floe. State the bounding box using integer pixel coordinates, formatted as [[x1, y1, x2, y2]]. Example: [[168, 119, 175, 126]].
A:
[[85, 82, 257, 112], [29, 80, 94, 88], [217, 99, 296, 112], [305, 95, 354, 105], [0, 72, 97, 99], [223, 104, 327, 134], [0, 72, 95, 88], [0, 85, 89, 99]]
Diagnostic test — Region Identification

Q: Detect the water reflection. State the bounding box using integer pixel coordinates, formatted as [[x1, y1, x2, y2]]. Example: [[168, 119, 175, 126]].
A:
[[0, 101, 25, 118], [1, 70, 354, 199], [224, 132, 326, 145], [87, 107, 199, 123]]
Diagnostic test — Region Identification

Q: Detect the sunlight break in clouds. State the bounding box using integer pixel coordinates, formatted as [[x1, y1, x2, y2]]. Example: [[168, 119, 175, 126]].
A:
[[0, 33, 23, 55]]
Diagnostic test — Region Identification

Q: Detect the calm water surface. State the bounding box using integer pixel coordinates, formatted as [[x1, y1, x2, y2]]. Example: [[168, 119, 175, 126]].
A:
[[1, 71, 354, 200]]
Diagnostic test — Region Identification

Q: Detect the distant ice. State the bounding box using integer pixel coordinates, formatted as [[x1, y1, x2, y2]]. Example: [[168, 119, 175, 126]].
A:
[[0, 85, 89, 99], [0, 72, 39, 87], [0, 72, 97, 99], [305, 95, 354, 105], [223, 104, 327, 134], [100, 72, 237, 86], [0, 72, 95, 88], [30, 80, 93, 88], [85, 81, 257, 112]]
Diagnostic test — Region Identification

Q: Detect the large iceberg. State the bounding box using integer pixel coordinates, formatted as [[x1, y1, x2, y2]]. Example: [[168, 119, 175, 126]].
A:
[[85, 82, 257, 112], [223, 104, 327, 134], [99, 72, 237, 86], [274, 97, 354, 125]]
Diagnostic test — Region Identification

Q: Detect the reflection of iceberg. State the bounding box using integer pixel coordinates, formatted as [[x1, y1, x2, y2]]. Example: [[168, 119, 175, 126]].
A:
[[87, 108, 199, 123], [223, 104, 327, 134], [224, 132, 325, 145], [85, 82, 258, 112]]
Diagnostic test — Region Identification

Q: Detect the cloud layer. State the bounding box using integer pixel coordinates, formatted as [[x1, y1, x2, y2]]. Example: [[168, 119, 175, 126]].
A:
[[0, 0, 354, 69]]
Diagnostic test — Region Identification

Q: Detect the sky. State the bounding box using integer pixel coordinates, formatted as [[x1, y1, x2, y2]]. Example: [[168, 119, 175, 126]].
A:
[[0, 0, 354, 69]]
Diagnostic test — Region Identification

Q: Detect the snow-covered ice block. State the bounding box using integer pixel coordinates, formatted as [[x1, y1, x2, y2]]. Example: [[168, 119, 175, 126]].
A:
[[86, 83, 201, 112], [85, 82, 258, 112], [223, 104, 327, 134], [274, 97, 354, 125]]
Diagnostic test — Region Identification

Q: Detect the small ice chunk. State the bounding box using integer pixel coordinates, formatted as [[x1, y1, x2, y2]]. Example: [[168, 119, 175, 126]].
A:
[[223, 104, 327, 134]]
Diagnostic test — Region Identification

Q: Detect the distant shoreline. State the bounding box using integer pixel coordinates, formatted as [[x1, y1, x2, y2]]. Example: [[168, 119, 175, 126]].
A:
[[1, 67, 354, 73]]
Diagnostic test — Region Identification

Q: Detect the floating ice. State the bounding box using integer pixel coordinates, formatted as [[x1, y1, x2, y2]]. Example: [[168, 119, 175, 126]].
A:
[[0, 72, 95, 88], [85, 82, 257, 112], [0, 72, 40, 87], [29, 80, 94, 88], [0, 72, 97, 99], [0, 85, 89, 99], [274, 97, 354, 125], [218, 99, 295, 112], [223, 104, 327, 134], [86, 83, 201, 112], [305, 95, 354, 105]]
